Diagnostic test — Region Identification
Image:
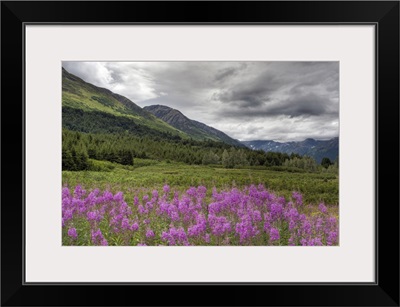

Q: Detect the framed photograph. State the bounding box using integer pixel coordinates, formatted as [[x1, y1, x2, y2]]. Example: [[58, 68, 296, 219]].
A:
[[1, 1, 399, 306]]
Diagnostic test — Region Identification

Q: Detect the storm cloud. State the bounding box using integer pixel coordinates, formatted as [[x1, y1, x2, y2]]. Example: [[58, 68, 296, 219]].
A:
[[62, 61, 339, 142]]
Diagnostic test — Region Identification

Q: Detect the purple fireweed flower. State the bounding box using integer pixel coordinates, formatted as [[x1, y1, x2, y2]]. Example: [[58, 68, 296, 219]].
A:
[[138, 205, 147, 215], [161, 227, 189, 246], [319, 203, 328, 214], [83, 191, 98, 207], [315, 217, 324, 232], [252, 210, 262, 223], [62, 197, 72, 210], [301, 220, 312, 235], [187, 225, 200, 237], [328, 216, 337, 226], [157, 201, 169, 215], [109, 208, 117, 217], [161, 231, 175, 245], [292, 191, 303, 206], [91, 228, 107, 246], [74, 185, 86, 199], [130, 222, 139, 231], [68, 227, 78, 240], [196, 186, 207, 199], [327, 231, 338, 246], [152, 189, 159, 199], [270, 228, 280, 242], [113, 192, 124, 202], [137, 243, 147, 246], [119, 202, 131, 215], [102, 191, 114, 202], [270, 203, 283, 220], [146, 201, 154, 211], [235, 215, 259, 243], [87, 210, 102, 223], [188, 214, 207, 237], [121, 218, 130, 230], [146, 229, 155, 238], [77, 200, 87, 215], [62, 187, 71, 199], [163, 185, 170, 194], [167, 205, 180, 221], [211, 187, 224, 202], [208, 202, 223, 214], [178, 198, 190, 215], [63, 209, 73, 222], [287, 208, 299, 220], [263, 213, 272, 232], [208, 214, 231, 236], [287, 208, 300, 230], [186, 187, 197, 197], [312, 237, 323, 246], [324, 217, 338, 235]]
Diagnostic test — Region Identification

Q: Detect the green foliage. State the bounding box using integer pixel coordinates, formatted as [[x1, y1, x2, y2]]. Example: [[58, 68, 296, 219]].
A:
[[263, 152, 290, 166], [63, 106, 183, 141], [62, 135, 90, 171], [87, 159, 116, 172], [91, 96, 114, 108], [283, 156, 320, 172], [221, 148, 249, 168], [323, 160, 339, 174], [321, 157, 333, 169], [202, 150, 220, 165]]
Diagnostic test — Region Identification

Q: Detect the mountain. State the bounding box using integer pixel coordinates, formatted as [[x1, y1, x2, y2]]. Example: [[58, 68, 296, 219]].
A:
[[62, 68, 186, 138], [242, 137, 339, 163], [143, 105, 243, 147]]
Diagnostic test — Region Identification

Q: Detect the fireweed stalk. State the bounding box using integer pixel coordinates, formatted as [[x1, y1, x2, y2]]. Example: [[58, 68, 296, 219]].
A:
[[62, 184, 339, 246]]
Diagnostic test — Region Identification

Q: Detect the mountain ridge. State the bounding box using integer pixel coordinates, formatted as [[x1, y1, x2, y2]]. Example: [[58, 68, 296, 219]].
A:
[[143, 104, 244, 147], [242, 137, 338, 163]]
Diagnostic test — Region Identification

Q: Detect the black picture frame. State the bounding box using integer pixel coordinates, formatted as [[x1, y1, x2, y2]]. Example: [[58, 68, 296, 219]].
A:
[[1, 1, 399, 306]]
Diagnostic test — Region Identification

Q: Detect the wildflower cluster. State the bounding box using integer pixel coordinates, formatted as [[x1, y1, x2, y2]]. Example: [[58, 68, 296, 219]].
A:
[[62, 184, 338, 246]]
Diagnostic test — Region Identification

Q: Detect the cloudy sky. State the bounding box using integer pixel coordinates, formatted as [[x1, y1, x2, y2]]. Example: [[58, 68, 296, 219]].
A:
[[62, 61, 339, 142]]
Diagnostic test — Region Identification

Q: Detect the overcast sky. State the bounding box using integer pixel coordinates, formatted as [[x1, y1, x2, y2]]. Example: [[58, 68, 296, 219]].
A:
[[62, 61, 339, 142]]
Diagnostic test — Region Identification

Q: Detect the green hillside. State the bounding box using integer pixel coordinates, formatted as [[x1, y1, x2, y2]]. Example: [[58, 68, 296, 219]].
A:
[[62, 68, 186, 138]]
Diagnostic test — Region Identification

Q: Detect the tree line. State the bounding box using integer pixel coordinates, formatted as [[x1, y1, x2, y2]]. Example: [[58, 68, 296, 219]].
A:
[[62, 129, 337, 173]]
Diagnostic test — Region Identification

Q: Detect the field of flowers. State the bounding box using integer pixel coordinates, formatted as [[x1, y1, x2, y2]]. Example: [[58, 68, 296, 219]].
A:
[[62, 184, 339, 246]]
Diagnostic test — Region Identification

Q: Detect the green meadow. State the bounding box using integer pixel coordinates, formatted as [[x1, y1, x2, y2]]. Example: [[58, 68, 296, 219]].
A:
[[63, 159, 339, 210]]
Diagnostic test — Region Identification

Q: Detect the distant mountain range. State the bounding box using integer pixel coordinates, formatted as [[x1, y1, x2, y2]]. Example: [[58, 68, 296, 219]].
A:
[[241, 138, 339, 163], [143, 105, 243, 147]]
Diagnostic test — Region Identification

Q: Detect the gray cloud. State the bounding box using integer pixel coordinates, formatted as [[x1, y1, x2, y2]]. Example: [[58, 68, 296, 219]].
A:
[[62, 61, 339, 142]]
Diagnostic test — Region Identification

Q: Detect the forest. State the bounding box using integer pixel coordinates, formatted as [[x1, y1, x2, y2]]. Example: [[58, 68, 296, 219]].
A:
[[62, 128, 337, 173]]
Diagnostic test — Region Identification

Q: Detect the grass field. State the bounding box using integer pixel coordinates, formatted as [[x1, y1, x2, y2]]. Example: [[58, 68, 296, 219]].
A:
[[62, 159, 338, 206]]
